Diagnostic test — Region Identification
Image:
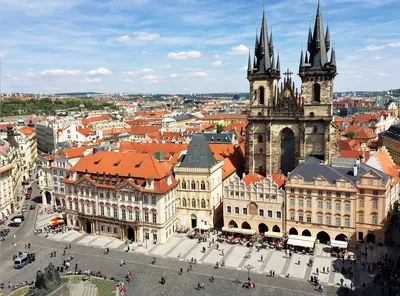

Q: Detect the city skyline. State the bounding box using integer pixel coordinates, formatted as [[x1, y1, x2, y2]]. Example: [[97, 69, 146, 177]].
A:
[[1, 0, 399, 94]]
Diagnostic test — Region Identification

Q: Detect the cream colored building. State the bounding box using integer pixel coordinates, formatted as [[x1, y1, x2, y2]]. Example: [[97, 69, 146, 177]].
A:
[[174, 134, 224, 229], [285, 157, 393, 247], [223, 173, 285, 236], [64, 151, 178, 244], [0, 139, 14, 220]]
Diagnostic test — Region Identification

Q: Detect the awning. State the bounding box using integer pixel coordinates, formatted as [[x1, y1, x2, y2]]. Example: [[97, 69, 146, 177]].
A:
[[196, 224, 210, 230], [264, 232, 283, 239], [222, 227, 256, 235], [331, 240, 348, 249], [287, 235, 316, 249]]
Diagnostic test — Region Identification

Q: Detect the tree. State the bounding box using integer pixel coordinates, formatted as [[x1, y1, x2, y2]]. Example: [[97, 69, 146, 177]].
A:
[[216, 123, 225, 133], [346, 132, 355, 139]]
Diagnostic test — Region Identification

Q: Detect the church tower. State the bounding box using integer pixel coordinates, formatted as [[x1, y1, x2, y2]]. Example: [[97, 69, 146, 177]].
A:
[[245, 1, 338, 176]]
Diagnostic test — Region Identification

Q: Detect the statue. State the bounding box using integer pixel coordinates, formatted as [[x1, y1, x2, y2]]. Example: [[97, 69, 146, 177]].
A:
[[27, 263, 61, 296]]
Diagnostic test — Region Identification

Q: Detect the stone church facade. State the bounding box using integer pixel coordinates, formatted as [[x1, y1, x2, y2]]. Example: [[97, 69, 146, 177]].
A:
[[245, 2, 338, 176]]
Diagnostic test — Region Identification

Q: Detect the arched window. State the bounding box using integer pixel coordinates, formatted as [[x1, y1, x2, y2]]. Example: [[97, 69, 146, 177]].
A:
[[257, 135, 263, 143], [191, 199, 196, 208], [259, 147, 263, 153], [259, 86, 265, 105], [312, 83, 321, 103], [191, 181, 195, 190], [201, 199, 206, 209], [182, 198, 187, 207], [201, 181, 206, 190], [181, 180, 186, 189], [309, 112, 315, 118]]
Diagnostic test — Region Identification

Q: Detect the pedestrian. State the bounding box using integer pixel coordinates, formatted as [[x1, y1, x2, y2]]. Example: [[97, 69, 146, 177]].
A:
[[54, 251, 56, 257], [311, 275, 314, 283], [8, 281, 11, 288], [272, 270, 275, 277], [28, 242, 31, 248], [63, 250, 66, 256], [316, 268, 319, 274], [180, 268, 183, 275], [63, 260, 66, 266], [261, 255, 264, 262], [201, 282, 205, 289], [24, 242, 27, 248], [340, 278, 344, 286], [190, 264, 193, 271], [69, 244, 71, 249], [327, 267, 329, 273], [212, 238, 214, 244], [13, 234, 16, 239], [216, 244, 219, 250], [221, 249, 224, 256], [323, 267, 325, 273], [197, 282, 200, 289], [75, 263, 78, 270]]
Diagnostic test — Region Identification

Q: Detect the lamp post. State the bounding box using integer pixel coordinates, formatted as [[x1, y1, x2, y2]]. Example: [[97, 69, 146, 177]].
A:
[[244, 264, 253, 281]]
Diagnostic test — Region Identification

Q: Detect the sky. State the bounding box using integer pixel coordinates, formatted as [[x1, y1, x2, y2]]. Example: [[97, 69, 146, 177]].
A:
[[0, 0, 399, 94]]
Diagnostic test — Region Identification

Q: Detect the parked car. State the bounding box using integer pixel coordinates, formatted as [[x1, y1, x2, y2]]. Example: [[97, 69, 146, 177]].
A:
[[30, 204, 36, 210], [0, 228, 10, 237], [12, 215, 25, 222], [9, 220, 21, 227], [21, 208, 27, 213]]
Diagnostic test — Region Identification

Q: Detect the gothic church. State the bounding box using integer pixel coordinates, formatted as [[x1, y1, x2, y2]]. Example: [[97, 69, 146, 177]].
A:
[[245, 1, 338, 176]]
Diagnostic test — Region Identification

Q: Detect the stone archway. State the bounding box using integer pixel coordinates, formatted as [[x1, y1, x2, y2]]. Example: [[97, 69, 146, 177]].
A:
[[317, 231, 330, 244], [45, 191, 52, 205], [272, 225, 280, 233], [258, 223, 268, 234], [366, 233, 376, 243], [241, 222, 251, 229], [228, 220, 238, 228], [302, 229, 312, 236], [289, 227, 298, 235], [280, 128, 295, 175], [335, 234, 348, 241], [191, 214, 197, 229]]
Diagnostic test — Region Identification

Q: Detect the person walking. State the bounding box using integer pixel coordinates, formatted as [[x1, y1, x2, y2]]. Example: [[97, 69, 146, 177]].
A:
[[261, 255, 264, 262], [180, 268, 183, 275], [13, 234, 16, 239], [327, 267, 329, 273], [316, 268, 319, 274], [197, 282, 200, 289], [221, 249, 224, 256], [323, 267, 325, 273]]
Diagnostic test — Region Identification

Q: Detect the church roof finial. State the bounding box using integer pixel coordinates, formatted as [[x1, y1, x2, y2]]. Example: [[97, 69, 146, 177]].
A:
[[276, 50, 280, 71], [305, 51, 309, 64], [269, 26, 274, 56], [258, 8, 272, 72], [325, 16, 331, 51], [247, 49, 253, 75], [300, 49, 305, 68], [330, 48, 336, 66]]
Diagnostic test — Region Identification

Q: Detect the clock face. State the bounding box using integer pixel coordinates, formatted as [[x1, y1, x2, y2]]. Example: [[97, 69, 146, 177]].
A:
[[283, 89, 291, 98]]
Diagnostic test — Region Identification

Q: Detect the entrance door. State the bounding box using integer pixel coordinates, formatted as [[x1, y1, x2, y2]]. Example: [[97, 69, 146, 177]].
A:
[[127, 227, 135, 241], [280, 128, 295, 175], [191, 214, 197, 229], [86, 222, 92, 234]]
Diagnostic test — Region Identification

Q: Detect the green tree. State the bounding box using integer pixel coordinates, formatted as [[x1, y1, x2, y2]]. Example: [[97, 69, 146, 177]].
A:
[[216, 123, 225, 133], [346, 132, 355, 139]]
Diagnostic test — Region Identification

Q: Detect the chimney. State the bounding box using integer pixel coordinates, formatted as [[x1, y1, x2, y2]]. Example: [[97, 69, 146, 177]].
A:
[[356, 157, 361, 167], [353, 165, 358, 176]]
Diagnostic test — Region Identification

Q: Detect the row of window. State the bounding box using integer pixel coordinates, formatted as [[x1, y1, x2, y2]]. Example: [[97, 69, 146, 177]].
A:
[[289, 198, 353, 211], [228, 191, 278, 200], [289, 188, 380, 196], [358, 213, 378, 224], [181, 198, 206, 209], [181, 180, 208, 190], [77, 189, 158, 205], [99, 224, 119, 234], [226, 206, 282, 219], [289, 212, 351, 227]]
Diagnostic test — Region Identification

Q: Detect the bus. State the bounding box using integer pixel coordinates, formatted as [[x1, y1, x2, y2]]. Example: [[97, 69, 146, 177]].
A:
[[14, 254, 29, 269]]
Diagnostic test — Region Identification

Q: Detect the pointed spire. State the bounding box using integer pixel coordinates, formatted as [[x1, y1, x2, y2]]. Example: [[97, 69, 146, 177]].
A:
[[330, 48, 336, 66], [269, 26, 274, 57], [325, 23, 331, 51], [305, 51, 309, 64], [255, 28, 259, 51], [271, 53, 275, 70], [276, 50, 280, 71], [247, 50, 253, 74], [259, 10, 272, 71], [300, 49, 305, 68]]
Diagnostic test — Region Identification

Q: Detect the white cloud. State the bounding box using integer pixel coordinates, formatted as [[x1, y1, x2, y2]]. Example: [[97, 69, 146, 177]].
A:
[[80, 78, 103, 84], [360, 45, 385, 51], [189, 72, 207, 77], [183, 67, 202, 71], [124, 78, 133, 83], [170, 73, 179, 78], [86, 68, 112, 76], [388, 42, 400, 47], [0, 52, 4, 58], [40, 69, 81, 76], [141, 51, 150, 55], [133, 31, 160, 41], [12, 76, 28, 82], [212, 60, 223, 67], [167, 51, 202, 60], [229, 44, 249, 55], [121, 68, 155, 77], [142, 74, 157, 80], [162, 65, 172, 69], [374, 56, 383, 60], [213, 54, 220, 59], [116, 35, 131, 42], [378, 73, 388, 76]]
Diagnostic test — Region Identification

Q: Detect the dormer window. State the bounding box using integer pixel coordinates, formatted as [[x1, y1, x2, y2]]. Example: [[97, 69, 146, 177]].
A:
[[146, 179, 154, 189]]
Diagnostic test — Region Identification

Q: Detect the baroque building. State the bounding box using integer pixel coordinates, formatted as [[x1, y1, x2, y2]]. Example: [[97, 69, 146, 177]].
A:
[[245, 2, 338, 176]]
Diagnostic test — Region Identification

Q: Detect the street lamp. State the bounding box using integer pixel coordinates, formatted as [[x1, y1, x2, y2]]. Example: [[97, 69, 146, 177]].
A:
[[244, 264, 253, 281]]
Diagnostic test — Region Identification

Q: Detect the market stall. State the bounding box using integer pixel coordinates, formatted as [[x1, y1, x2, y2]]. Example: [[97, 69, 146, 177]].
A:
[[287, 235, 316, 253]]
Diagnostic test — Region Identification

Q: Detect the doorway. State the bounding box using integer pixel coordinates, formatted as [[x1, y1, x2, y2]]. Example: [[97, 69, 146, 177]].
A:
[[280, 128, 295, 175], [127, 227, 135, 241], [86, 222, 92, 234], [191, 214, 197, 229]]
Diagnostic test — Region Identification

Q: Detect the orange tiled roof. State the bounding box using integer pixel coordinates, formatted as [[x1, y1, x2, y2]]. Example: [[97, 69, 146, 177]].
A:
[[76, 126, 95, 137], [0, 165, 13, 174], [44, 153, 54, 161], [81, 115, 110, 125], [57, 146, 93, 159], [130, 125, 161, 135], [353, 114, 378, 124], [199, 114, 248, 121], [373, 147, 400, 182], [270, 173, 287, 188], [103, 127, 130, 135], [341, 150, 371, 162], [242, 173, 265, 186], [119, 142, 188, 161], [18, 126, 35, 135]]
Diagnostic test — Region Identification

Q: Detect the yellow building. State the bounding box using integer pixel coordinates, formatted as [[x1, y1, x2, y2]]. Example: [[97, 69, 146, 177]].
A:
[[223, 173, 285, 237]]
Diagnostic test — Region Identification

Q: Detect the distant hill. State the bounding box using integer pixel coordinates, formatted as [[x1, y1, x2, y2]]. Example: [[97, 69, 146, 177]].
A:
[[56, 92, 100, 96]]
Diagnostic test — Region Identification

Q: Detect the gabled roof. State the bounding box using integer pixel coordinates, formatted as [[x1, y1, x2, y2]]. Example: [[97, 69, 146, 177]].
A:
[[81, 115, 110, 125], [381, 125, 400, 142], [203, 131, 238, 144], [76, 126, 95, 137], [242, 173, 265, 186], [57, 146, 93, 159], [130, 125, 160, 135], [18, 126, 35, 135], [180, 134, 218, 168], [366, 146, 400, 183]]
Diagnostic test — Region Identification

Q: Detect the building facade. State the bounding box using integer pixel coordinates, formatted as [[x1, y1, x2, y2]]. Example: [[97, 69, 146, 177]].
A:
[[0, 139, 15, 220], [380, 125, 400, 165], [285, 157, 393, 247], [63, 151, 178, 244], [223, 173, 285, 235], [245, 3, 338, 176]]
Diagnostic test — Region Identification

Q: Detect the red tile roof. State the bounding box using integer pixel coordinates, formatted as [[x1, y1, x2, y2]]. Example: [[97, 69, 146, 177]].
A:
[[81, 115, 110, 125], [18, 126, 35, 135], [242, 173, 265, 186], [76, 126, 95, 137], [130, 125, 161, 135]]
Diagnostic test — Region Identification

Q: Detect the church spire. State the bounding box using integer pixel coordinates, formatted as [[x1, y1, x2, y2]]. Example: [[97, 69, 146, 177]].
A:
[[247, 50, 253, 77], [271, 53, 275, 70], [325, 23, 331, 51], [269, 27, 274, 58], [276, 50, 280, 71], [299, 49, 305, 68], [330, 48, 336, 66], [305, 51, 309, 64], [259, 10, 272, 70]]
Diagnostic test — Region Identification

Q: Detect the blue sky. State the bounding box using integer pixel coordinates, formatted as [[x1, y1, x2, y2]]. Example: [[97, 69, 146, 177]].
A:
[[1, 0, 399, 94]]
